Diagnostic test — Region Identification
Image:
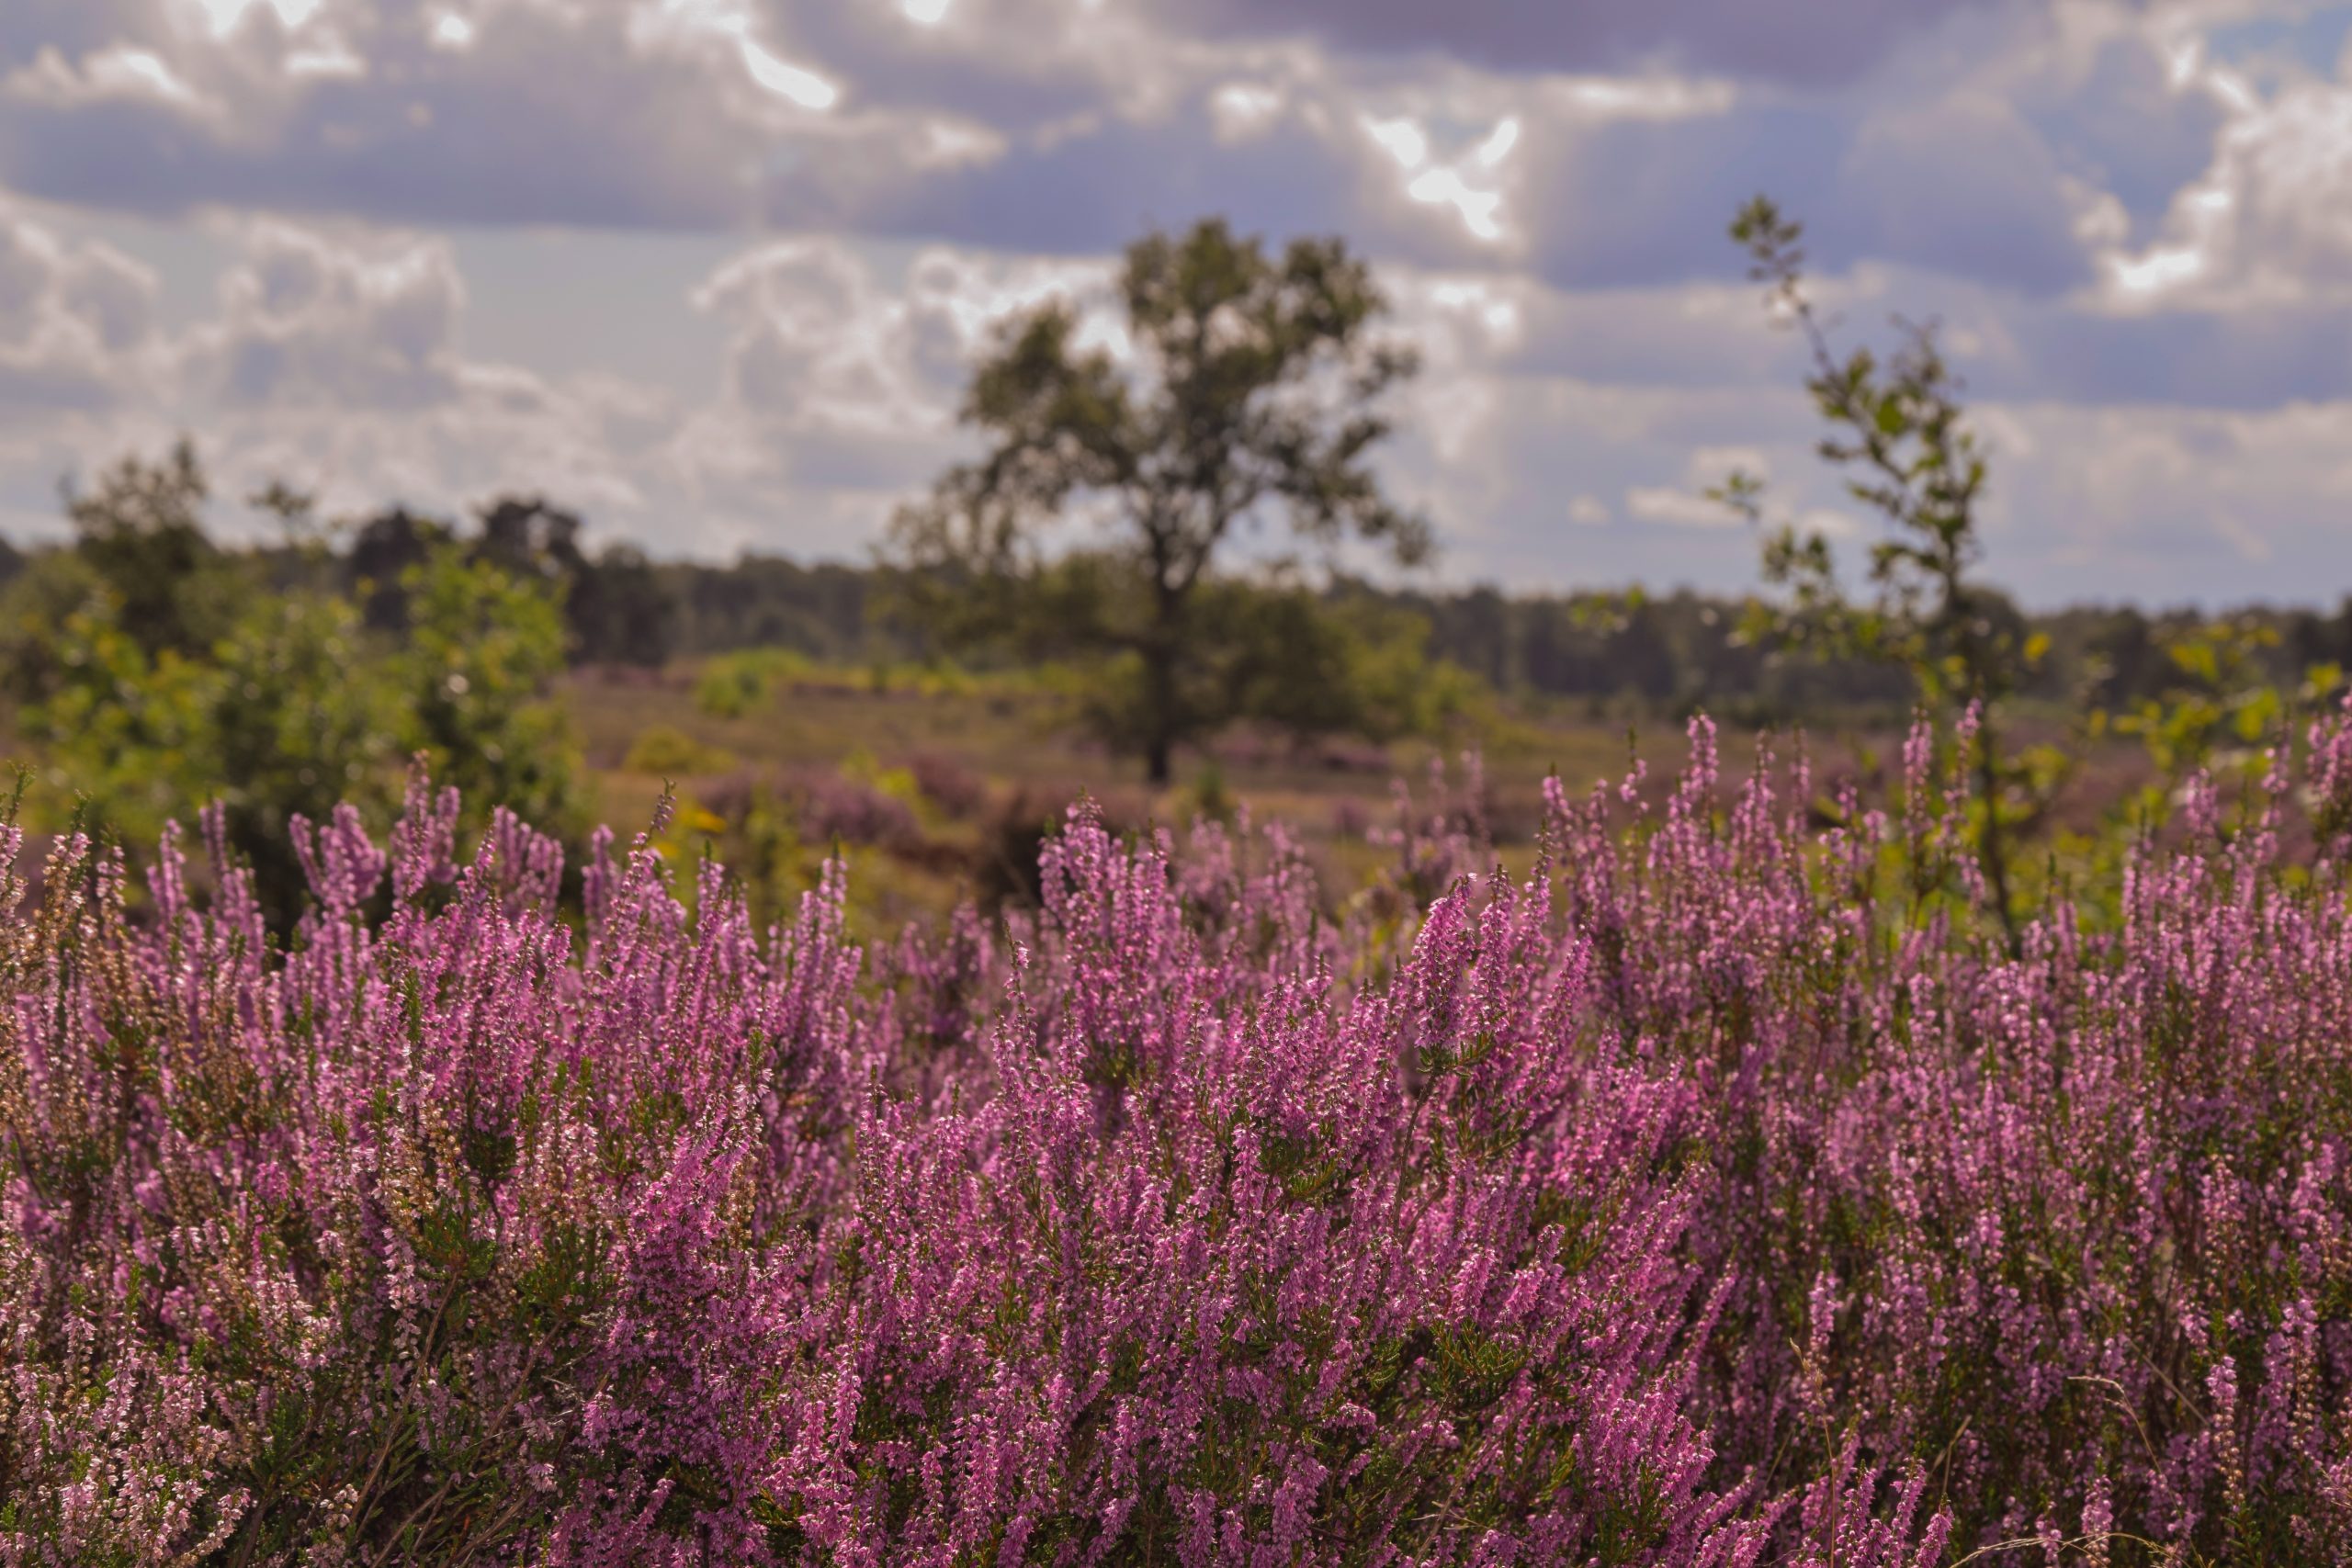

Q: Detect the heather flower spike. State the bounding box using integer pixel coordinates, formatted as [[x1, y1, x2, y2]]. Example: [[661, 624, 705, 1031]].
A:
[[5, 725, 2348, 1564]]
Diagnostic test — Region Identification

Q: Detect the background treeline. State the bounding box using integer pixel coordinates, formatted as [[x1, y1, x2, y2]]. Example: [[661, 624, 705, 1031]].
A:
[[1346, 583, 2352, 721], [11, 481, 2352, 724], [4, 209, 2350, 956]]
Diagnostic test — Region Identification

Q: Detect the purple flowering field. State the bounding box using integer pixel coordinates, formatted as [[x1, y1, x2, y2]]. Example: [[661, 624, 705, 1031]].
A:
[[6, 707, 2351, 1565]]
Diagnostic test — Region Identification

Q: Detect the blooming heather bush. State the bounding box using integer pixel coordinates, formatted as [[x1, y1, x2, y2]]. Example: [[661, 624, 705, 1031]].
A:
[[789, 768, 924, 853], [6, 709, 2352, 1564], [1550, 713, 2352, 1562]]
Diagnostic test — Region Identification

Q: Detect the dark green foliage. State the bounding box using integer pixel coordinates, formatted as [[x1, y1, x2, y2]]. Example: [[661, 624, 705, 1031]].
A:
[[61, 438, 249, 662], [2, 441, 582, 926], [345, 505, 454, 632], [395, 546, 585, 841]]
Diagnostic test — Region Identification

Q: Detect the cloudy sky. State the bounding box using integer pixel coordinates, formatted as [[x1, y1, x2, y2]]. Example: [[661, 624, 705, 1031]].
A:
[[0, 0, 2348, 605]]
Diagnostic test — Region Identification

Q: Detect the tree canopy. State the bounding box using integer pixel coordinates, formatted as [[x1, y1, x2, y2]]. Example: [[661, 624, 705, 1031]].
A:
[[891, 217, 1432, 782]]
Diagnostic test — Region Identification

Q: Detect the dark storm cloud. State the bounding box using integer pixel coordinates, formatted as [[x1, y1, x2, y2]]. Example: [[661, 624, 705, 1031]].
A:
[[2005, 305, 2352, 409], [0, 0, 126, 71], [1140, 0, 2025, 87], [1516, 96, 2091, 297], [0, 109, 743, 231], [0, 5, 753, 230], [1517, 285, 2352, 414], [0, 0, 2204, 310], [755, 0, 1123, 135], [759, 104, 1387, 262], [1518, 106, 1853, 290], [1837, 97, 2097, 294]]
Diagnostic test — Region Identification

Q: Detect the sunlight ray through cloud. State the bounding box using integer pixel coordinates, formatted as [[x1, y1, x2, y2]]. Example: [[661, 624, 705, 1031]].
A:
[[741, 38, 839, 108], [1209, 81, 1283, 141], [1360, 112, 1516, 243], [1363, 115, 1428, 169], [1547, 74, 1736, 121], [2109, 243, 2205, 298], [1474, 116, 1519, 166], [187, 0, 325, 39], [1406, 167, 1503, 240], [81, 47, 203, 107], [628, 0, 842, 112], [287, 41, 368, 79]]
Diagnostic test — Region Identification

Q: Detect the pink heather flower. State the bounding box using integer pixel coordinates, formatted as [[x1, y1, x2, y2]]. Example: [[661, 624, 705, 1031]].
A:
[[7, 720, 2352, 1562]]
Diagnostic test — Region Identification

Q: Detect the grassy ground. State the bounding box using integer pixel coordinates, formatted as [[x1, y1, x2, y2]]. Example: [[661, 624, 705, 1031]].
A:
[[572, 660, 1646, 931], [0, 654, 2155, 935], [567, 660, 2157, 937]]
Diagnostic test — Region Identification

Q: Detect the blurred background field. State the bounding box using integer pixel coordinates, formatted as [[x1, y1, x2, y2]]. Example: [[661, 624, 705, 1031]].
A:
[[0, 417, 2318, 955], [0, 549, 2164, 946], [4, 211, 2345, 950], [559, 652, 2120, 933]]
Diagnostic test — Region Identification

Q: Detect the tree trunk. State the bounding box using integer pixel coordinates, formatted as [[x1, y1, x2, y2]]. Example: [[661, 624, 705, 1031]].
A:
[[1142, 640, 1176, 785], [1143, 557, 1183, 786], [1971, 705, 2022, 961]]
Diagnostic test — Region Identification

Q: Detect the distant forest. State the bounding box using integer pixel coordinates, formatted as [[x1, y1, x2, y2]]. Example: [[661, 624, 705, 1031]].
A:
[[6, 491, 2348, 724]]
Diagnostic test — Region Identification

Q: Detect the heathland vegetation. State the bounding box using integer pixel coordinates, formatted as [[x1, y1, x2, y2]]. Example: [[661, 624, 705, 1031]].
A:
[[4, 206, 2351, 1564]]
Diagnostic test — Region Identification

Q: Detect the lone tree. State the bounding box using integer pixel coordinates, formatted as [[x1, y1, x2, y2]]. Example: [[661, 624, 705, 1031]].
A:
[[1716, 196, 2056, 955], [891, 218, 1430, 784]]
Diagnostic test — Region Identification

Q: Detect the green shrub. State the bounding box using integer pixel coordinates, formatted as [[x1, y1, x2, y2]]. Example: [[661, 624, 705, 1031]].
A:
[[623, 724, 739, 777]]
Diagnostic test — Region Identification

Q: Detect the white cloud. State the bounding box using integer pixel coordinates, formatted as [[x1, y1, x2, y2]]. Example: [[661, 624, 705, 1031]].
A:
[[695, 240, 920, 428], [1613, 445, 1765, 531], [154, 227, 684, 538], [1625, 485, 1738, 529], [2088, 22, 2352, 309], [6, 43, 212, 114], [180, 222, 468, 410], [0, 214, 712, 553], [1404, 166, 1504, 241], [0, 201, 160, 409], [1690, 444, 1769, 482], [671, 236, 1126, 550], [1346, 97, 1544, 248], [1977, 395, 2352, 585]]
